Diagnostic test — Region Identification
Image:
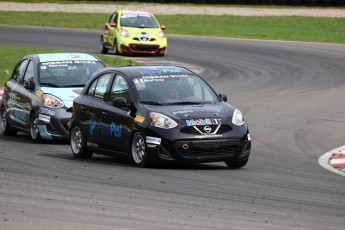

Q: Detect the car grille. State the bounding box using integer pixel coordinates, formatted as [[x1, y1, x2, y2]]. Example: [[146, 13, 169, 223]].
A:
[[180, 124, 232, 135], [133, 37, 156, 42], [129, 44, 159, 52], [176, 139, 239, 159]]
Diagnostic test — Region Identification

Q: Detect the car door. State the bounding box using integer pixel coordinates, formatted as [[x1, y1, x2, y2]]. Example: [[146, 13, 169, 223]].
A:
[[105, 12, 118, 48], [5, 59, 29, 129], [78, 72, 113, 148], [98, 73, 133, 154]]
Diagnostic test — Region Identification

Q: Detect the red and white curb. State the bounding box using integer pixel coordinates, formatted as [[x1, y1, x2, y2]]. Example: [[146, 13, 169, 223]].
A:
[[319, 145, 345, 177]]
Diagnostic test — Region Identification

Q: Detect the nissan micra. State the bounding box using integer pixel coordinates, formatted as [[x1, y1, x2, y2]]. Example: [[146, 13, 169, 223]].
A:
[[69, 66, 251, 168]]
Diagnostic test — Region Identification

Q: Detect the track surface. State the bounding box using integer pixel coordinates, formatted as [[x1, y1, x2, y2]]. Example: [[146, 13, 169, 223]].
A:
[[1, 25, 345, 229]]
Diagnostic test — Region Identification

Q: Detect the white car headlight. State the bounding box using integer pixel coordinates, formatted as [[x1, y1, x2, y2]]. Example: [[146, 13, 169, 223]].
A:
[[150, 112, 177, 129], [232, 109, 245, 126], [120, 29, 130, 37], [43, 94, 64, 108], [158, 31, 165, 39]]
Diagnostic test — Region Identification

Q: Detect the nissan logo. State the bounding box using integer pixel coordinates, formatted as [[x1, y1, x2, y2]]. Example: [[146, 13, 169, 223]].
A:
[[204, 126, 212, 133]]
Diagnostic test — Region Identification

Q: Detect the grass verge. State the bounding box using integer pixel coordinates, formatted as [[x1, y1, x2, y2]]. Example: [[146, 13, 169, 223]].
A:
[[0, 12, 344, 44], [0, 45, 140, 86]]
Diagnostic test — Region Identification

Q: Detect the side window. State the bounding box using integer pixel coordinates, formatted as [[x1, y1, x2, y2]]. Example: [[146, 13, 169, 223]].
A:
[[87, 78, 98, 97], [93, 73, 112, 99], [23, 60, 34, 85], [110, 75, 130, 103], [188, 78, 214, 101], [11, 59, 29, 83], [108, 13, 116, 23]]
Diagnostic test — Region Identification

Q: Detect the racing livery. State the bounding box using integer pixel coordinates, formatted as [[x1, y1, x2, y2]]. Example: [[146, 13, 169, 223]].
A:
[[101, 10, 167, 56], [0, 53, 106, 141], [69, 66, 251, 168]]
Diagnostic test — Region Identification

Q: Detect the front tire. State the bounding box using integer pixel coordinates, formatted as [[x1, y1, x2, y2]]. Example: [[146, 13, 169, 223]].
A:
[[30, 114, 42, 142], [0, 106, 17, 136], [70, 124, 93, 159], [131, 132, 150, 167], [225, 159, 248, 169]]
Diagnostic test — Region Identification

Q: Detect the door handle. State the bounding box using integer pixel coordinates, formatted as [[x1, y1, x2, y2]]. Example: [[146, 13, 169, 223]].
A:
[[80, 105, 86, 111], [102, 111, 108, 116]]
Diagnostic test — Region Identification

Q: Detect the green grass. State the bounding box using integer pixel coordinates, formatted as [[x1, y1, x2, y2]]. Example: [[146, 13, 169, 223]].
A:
[[0, 46, 140, 86], [0, 12, 345, 44]]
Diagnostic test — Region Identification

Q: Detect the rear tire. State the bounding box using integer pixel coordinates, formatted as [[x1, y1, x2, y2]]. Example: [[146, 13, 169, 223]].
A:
[[114, 39, 119, 55], [100, 37, 108, 54], [70, 124, 93, 159], [30, 114, 42, 142], [225, 159, 248, 169], [0, 106, 17, 136], [131, 132, 150, 167]]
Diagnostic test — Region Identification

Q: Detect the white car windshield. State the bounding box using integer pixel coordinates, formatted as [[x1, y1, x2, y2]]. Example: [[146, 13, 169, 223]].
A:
[[38, 60, 105, 88], [133, 74, 220, 105]]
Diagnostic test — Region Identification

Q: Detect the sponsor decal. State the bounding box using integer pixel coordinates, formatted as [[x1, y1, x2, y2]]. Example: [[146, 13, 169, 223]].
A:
[[39, 108, 55, 116], [172, 109, 193, 115], [41, 60, 97, 68], [134, 114, 145, 123], [147, 144, 157, 149], [87, 142, 99, 148], [89, 114, 122, 138], [185, 118, 221, 126], [146, 136, 161, 145], [38, 114, 51, 123]]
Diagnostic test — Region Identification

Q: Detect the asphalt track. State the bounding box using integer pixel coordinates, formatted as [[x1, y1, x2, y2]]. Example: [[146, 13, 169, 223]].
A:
[[0, 25, 345, 230]]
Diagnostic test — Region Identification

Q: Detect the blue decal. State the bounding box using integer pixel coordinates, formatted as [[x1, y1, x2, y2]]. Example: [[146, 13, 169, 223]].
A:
[[90, 114, 96, 135], [186, 118, 220, 126], [89, 114, 122, 138]]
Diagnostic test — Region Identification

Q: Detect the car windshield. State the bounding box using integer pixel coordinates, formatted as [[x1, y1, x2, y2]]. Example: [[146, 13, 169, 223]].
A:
[[120, 13, 158, 28], [38, 60, 105, 88], [133, 74, 220, 105]]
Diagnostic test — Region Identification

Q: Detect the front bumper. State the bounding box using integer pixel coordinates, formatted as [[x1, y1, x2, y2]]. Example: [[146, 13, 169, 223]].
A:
[[37, 107, 72, 139], [145, 126, 251, 163], [119, 38, 167, 55]]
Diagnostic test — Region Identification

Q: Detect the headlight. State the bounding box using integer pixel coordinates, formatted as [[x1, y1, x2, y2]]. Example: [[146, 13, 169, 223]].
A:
[[43, 94, 64, 108], [158, 31, 165, 39], [120, 29, 130, 37], [150, 112, 177, 129], [232, 109, 245, 126]]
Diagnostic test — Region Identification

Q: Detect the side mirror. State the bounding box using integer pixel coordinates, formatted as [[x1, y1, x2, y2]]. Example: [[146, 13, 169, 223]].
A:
[[160, 24, 166, 30], [219, 94, 227, 102], [23, 80, 34, 91], [112, 97, 128, 108], [110, 22, 117, 27]]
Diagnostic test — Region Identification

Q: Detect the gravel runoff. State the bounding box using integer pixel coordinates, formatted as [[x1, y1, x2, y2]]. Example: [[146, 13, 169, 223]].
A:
[[0, 1, 344, 17]]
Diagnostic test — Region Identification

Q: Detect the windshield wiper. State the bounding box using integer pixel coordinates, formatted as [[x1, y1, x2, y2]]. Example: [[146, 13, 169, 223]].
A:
[[167, 101, 206, 105], [61, 84, 85, 88], [40, 82, 60, 87], [140, 101, 163, 106]]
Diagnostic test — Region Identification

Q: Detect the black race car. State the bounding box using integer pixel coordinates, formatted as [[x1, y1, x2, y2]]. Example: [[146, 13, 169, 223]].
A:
[[0, 53, 106, 141], [69, 66, 251, 168]]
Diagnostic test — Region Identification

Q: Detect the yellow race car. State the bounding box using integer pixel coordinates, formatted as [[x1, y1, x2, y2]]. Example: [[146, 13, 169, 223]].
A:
[[101, 10, 167, 56]]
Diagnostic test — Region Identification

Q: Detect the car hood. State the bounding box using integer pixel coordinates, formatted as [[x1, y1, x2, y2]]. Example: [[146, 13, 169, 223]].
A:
[[124, 27, 161, 38], [144, 103, 235, 121], [41, 87, 83, 108]]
